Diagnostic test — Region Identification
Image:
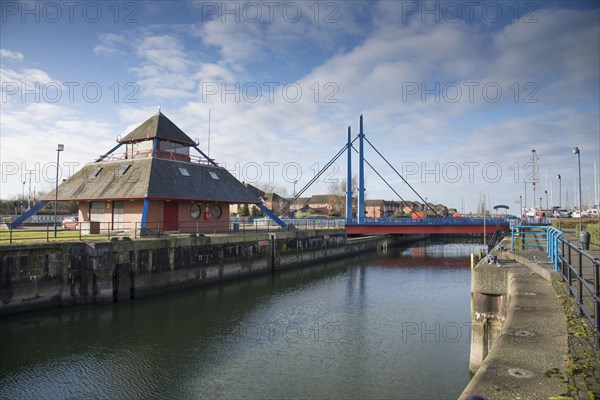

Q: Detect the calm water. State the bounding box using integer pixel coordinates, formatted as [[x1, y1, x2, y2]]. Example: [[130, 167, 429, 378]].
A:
[[0, 242, 480, 400]]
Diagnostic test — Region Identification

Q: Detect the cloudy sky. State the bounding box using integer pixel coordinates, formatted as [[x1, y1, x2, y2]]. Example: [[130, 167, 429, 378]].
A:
[[1, 0, 599, 213]]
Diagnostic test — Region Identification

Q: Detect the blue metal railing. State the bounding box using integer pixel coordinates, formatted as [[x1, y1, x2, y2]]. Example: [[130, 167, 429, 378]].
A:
[[547, 227, 563, 270], [348, 217, 513, 226], [510, 225, 563, 271]]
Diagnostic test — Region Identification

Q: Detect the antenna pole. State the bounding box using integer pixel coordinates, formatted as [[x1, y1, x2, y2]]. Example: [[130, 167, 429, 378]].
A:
[[208, 108, 212, 159]]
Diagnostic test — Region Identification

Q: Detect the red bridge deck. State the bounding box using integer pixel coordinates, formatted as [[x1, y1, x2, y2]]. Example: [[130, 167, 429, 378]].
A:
[[345, 217, 512, 235]]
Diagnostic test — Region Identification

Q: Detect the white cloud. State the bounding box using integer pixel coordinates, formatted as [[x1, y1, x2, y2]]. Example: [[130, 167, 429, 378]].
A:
[[93, 33, 127, 55], [0, 49, 24, 61]]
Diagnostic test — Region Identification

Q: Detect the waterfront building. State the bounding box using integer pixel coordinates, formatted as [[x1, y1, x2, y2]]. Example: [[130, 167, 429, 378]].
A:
[[43, 112, 260, 233]]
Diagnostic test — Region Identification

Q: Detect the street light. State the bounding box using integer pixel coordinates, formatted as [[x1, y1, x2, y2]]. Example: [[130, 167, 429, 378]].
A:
[[544, 190, 548, 214], [531, 149, 539, 208], [557, 174, 562, 208], [573, 147, 583, 231], [293, 180, 298, 217], [524, 180, 527, 219], [557, 174, 562, 229], [573, 146, 589, 249], [21, 181, 26, 214], [54, 144, 64, 238]]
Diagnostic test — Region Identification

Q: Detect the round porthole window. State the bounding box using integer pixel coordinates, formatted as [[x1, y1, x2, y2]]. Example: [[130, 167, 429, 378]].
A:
[[190, 204, 201, 219], [212, 204, 222, 219]]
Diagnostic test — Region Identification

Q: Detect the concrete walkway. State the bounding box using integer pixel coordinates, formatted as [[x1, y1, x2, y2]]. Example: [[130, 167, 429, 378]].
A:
[[461, 234, 600, 399]]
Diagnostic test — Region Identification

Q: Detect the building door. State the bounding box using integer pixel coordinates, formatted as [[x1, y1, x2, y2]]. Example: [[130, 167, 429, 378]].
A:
[[113, 201, 124, 230], [163, 201, 179, 231]]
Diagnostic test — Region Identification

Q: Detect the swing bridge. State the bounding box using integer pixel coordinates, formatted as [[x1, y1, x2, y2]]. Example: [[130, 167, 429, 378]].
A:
[[263, 115, 512, 235]]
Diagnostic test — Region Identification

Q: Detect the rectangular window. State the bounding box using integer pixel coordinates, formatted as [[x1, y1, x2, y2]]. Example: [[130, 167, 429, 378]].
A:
[[89, 167, 102, 178], [177, 167, 190, 177], [209, 171, 219, 180], [118, 164, 131, 176]]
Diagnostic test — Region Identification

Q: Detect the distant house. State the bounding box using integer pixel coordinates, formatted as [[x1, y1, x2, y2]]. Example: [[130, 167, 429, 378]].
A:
[[307, 194, 343, 215], [230, 184, 293, 217], [365, 200, 402, 218], [402, 201, 423, 215], [44, 112, 260, 233]]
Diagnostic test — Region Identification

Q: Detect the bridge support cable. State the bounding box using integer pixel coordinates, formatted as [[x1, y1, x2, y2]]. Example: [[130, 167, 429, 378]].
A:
[[276, 137, 358, 218], [364, 136, 439, 217], [350, 145, 424, 221]]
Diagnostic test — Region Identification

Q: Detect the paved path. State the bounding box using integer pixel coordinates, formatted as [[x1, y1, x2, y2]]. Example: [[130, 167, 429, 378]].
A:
[[508, 233, 600, 399]]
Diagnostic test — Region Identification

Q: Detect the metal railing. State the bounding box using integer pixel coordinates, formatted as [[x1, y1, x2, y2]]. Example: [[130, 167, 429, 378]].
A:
[[354, 217, 514, 226], [511, 225, 599, 345], [558, 239, 600, 347], [0, 218, 346, 244], [510, 225, 563, 270]]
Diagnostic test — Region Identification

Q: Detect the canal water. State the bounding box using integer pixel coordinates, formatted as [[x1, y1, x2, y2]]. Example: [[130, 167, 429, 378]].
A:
[[0, 241, 481, 399]]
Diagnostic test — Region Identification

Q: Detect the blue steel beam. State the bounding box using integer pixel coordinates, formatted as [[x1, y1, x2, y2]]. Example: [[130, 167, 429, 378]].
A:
[[358, 115, 365, 224], [140, 198, 150, 229], [346, 126, 353, 224], [192, 146, 219, 167], [95, 143, 123, 162], [10, 201, 48, 228], [257, 204, 287, 228]]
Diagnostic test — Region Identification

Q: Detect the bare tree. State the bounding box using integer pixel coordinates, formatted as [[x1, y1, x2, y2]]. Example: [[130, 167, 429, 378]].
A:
[[328, 176, 358, 217]]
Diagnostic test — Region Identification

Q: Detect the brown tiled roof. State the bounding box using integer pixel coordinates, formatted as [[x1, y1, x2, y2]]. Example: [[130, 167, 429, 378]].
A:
[[308, 194, 342, 204], [365, 199, 385, 207], [44, 158, 261, 204], [119, 112, 196, 146]]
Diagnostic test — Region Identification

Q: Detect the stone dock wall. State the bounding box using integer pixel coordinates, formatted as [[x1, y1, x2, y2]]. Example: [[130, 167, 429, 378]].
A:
[[0, 230, 422, 316]]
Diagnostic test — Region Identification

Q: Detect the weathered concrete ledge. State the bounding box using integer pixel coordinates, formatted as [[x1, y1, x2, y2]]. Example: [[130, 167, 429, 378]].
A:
[[0, 230, 423, 316], [460, 252, 568, 399]]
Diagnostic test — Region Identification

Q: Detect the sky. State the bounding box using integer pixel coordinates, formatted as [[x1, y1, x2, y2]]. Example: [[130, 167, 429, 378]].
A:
[[1, 0, 599, 214]]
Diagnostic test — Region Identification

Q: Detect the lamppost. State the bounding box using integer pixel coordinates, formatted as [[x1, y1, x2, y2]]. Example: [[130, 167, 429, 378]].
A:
[[557, 174, 562, 208], [293, 179, 298, 217], [21, 181, 26, 214], [531, 149, 539, 208], [519, 195, 522, 219], [544, 190, 548, 214], [557, 174, 562, 229], [524, 181, 527, 219], [54, 144, 64, 238], [573, 146, 589, 249]]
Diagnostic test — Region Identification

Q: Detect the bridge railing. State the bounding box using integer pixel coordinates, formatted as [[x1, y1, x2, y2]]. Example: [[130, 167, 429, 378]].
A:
[[349, 217, 514, 226]]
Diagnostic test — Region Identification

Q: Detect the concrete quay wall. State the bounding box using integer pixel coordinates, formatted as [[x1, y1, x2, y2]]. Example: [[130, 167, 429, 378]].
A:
[[460, 250, 568, 399], [0, 230, 422, 316]]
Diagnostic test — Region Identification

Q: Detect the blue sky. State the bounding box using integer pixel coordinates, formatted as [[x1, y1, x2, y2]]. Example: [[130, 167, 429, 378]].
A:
[[1, 0, 599, 213]]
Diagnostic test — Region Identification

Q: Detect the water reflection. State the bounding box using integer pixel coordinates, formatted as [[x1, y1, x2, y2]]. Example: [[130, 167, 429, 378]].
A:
[[0, 242, 478, 399]]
